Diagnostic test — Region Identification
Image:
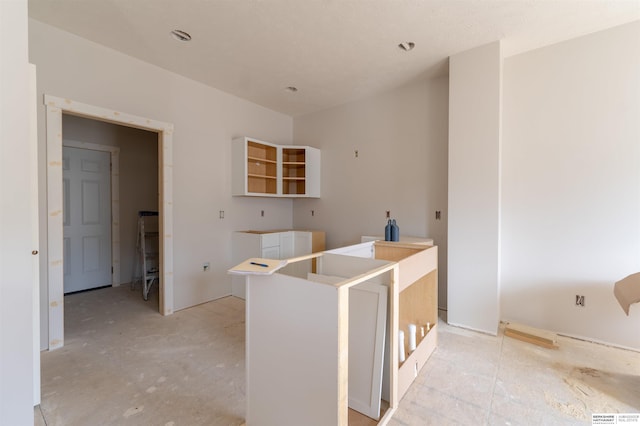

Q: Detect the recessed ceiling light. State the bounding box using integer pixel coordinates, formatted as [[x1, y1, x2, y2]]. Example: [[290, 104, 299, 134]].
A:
[[170, 29, 192, 42], [284, 86, 298, 93], [398, 42, 415, 52]]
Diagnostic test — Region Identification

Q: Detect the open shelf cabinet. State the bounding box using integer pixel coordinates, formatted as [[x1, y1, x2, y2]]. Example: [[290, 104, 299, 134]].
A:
[[282, 147, 306, 195], [247, 141, 278, 194], [232, 137, 320, 197]]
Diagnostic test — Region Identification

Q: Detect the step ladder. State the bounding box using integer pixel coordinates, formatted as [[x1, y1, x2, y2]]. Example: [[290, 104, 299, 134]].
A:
[[132, 211, 159, 301]]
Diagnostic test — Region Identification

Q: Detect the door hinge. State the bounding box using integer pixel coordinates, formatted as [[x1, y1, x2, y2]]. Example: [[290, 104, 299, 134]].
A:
[[111, 266, 114, 274]]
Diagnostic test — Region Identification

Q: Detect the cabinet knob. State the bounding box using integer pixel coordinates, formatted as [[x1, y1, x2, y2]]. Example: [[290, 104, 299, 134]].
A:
[[32, 250, 39, 255]]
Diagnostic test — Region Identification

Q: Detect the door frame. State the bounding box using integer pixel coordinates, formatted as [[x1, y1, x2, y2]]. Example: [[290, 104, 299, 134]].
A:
[[30, 64, 40, 405], [45, 95, 174, 350], [63, 141, 120, 289]]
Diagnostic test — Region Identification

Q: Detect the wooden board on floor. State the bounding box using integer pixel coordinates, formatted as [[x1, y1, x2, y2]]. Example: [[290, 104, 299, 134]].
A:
[[505, 322, 559, 349], [348, 401, 389, 426]]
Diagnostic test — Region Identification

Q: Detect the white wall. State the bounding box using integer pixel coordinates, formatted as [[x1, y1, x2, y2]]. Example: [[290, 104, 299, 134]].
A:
[[63, 114, 159, 285], [1, 0, 36, 423], [448, 42, 502, 335], [501, 21, 640, 349], [292, 77, 449, 309], [29, 19, 295, 346]]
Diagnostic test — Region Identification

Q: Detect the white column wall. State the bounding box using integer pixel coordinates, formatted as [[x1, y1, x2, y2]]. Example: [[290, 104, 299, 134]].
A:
[[447, 42, 502, 335], [0, 0, 36, 423]]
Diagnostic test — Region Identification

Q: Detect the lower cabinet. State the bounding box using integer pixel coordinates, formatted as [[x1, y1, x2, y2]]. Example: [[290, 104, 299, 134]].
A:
[[261, 245, 280, 259], [231, 230, 325, 299]]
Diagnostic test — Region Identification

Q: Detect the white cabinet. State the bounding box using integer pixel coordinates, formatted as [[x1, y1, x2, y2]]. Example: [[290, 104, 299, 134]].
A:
[[261, 245, 280, 260], [281, 146, 321, 198], [259, 232, 280, 250], [231, 230, 325, 298], [279, 231, 294, 259], [232, 137, 320, 198]]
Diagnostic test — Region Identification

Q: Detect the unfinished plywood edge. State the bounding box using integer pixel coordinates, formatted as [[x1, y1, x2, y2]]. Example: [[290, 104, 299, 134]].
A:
[[505, 322, 559, 349], [376, 406, 396, 426], [337, 285, 349, 426]]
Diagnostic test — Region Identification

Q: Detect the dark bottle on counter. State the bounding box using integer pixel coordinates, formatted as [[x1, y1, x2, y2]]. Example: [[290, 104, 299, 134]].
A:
[[385, 219, 392, 241], [391, 219, 399, 242]]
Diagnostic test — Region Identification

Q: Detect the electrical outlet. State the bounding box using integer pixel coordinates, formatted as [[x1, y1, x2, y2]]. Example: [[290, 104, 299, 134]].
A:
[[576, 295, 585, 307], [435, 211, 441, 220], [354, 150, 359, 158], [203, 262, 210, 272], [311, 210, 315, 216], [219, 210, 224, 219], [261, 210, 264, 217], [386, 210, 390, 219]]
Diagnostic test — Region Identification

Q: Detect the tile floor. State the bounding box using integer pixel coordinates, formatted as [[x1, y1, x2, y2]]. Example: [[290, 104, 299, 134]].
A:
[[35, 286, 640, 425]]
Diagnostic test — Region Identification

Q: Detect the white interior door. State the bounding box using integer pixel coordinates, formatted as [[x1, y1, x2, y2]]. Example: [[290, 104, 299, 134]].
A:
[[63, 146, 112, 293]]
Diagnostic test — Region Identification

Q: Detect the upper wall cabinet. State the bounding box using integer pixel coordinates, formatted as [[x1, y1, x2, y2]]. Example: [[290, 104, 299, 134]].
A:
[[232, 138, 279, 196], [232, 137, 320, 198], [281, 146, 320, 197]]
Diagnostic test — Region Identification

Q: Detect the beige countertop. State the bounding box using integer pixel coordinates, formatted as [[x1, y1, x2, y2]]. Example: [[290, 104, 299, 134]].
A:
[[238, 229, 322, 234]]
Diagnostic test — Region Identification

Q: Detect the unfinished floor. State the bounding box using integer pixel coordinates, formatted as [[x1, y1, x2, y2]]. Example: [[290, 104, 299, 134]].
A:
[[35, 286, 640, 425]]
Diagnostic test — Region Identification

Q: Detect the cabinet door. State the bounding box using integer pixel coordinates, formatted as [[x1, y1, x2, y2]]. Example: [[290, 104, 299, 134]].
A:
[[280, 231, 294, 259], [261, 245, 280, 259], [261, 232, 280, 249], [348, 282, 388, 419]]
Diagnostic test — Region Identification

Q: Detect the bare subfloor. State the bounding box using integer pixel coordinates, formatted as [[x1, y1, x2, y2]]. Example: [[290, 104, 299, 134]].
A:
[[36, 286, 639, 425]]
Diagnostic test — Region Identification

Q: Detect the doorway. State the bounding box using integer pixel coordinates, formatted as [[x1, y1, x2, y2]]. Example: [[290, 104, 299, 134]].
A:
[[61, 113, 160, 300], [45, 95, 174, 350]]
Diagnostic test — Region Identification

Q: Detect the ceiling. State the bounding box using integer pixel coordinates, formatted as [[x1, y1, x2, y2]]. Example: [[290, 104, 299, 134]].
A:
[[28, 0, 640, 117]]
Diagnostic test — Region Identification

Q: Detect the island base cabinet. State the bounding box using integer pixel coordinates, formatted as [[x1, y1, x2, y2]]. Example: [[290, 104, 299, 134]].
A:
[[238, 242, 438, 426]]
